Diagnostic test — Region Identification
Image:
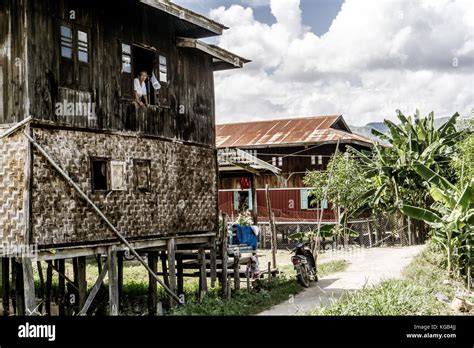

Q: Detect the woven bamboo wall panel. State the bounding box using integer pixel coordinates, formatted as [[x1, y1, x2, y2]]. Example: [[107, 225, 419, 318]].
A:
[[0, 130, 28, 246], [31, 127, 217, 247]]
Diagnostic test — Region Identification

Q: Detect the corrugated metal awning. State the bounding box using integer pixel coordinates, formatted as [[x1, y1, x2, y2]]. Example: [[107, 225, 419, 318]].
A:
[[218, 148, 281, 175]]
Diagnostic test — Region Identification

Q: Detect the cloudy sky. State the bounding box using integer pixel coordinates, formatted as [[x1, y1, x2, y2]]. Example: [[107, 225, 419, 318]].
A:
[[175, 0, 474, 126]]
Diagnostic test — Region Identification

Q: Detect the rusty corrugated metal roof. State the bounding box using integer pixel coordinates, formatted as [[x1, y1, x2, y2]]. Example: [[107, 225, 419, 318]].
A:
[[216, 115, 374, 148]]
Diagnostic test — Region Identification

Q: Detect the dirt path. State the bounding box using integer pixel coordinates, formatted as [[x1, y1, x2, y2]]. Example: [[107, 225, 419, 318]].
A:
[[258, 245, 425, 316]]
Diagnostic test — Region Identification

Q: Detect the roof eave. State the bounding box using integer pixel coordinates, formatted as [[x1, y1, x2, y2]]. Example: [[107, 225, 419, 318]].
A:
[[140, 0, 227, 37], [177, 38, 251, 70], [217, 139, 374, 149]]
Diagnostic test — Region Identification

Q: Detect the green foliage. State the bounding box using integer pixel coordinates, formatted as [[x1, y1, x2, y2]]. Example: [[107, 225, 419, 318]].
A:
[[304, 152, 370, 213], [400, 162, 473, 279], [171, 275, 302, 316], [451, 133, 474, 189], [311, 244, 462, 316], [352, 111, 466, 214], [234, 212, 253, 227], [303, 152, 372, 240], [171, 260, 348, 316]]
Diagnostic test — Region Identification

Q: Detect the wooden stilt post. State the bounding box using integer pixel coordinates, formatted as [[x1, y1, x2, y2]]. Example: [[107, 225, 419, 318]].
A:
[[147, 251, 158, 316], [251, 174, 258, 225], [167, 238, 176, 307], [57, 259, 66, 316], [23, 258, 36, 316], [233, 253, 240, 291], [220, 215, 229, 299], [117, 251, 124, 311], [265, 185, 277, 269], [11, 259, 16, 315], [36, 261, 45, 314], [15, 259, 25, 315], [210, 239, 217, 288], [107, 247, 119, 316], [76, 256, 87, 310], [160, 251, 169, 288], [198, 248, 207, 302], [2, 258, 10, 315], [246, 259, 251, 292], [177, 257, 184, 297], [45, 261, 53, 316]]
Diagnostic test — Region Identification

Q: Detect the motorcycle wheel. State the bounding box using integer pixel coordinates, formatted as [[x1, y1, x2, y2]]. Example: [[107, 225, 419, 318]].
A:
[[297, 265, 311, 288]]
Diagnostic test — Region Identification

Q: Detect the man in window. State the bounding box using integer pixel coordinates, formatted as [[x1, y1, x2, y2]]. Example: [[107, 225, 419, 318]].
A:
[[133, 71, 149, 106]]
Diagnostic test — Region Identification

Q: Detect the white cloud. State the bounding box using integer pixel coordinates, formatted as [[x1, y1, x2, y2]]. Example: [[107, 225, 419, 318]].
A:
[[209, 0, 474, 126]]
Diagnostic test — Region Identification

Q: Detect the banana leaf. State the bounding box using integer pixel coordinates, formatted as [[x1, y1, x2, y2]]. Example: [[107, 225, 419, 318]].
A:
[[400, 203, 443, 225]]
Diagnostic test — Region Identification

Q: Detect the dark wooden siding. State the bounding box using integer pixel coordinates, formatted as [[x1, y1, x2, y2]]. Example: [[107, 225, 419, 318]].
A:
[[23, 0, 215, 146], [0, 0, 29, 124]]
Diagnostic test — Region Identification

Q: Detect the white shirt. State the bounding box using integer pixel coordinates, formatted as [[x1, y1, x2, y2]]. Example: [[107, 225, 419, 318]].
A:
[[134, 78, 147, 97]]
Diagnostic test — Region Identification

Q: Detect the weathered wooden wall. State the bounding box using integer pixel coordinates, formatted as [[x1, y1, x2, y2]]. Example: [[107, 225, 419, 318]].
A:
[[29, 125, 217, 248], [20, 0, 215, 146], [0, 0, 29, 124]]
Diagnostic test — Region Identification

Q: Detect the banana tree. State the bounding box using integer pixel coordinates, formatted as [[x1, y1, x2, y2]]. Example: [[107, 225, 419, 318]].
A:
[[350, 111, 468, 242], [400, 162, 473, 278]]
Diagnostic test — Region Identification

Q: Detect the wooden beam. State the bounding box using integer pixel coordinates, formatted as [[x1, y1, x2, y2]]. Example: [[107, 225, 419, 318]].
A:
[[107, 247, 119, 316], [78, 263, 108, 316], [147, 252, 158, 316], [2, 258, 10, 315], [167, 238, 177, 307]]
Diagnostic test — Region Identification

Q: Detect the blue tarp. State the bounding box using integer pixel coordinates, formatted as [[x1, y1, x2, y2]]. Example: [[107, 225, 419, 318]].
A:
[[232, 225, 257, 250]]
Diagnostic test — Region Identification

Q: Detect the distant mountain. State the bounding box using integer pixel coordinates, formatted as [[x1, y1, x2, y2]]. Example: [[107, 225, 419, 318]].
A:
[[349, 117, 454, 142]]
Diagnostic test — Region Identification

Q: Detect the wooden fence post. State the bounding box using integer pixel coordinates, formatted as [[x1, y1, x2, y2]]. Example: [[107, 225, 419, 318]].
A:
[[233, 253, 240, 291]]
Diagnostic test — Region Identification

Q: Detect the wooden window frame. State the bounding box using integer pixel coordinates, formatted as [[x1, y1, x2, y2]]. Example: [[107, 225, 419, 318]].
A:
[[58, 20, 91, 91]]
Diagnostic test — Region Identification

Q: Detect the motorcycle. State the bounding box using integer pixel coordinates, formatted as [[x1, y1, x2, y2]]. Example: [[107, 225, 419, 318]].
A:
[[290, 241, 318, 287]]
